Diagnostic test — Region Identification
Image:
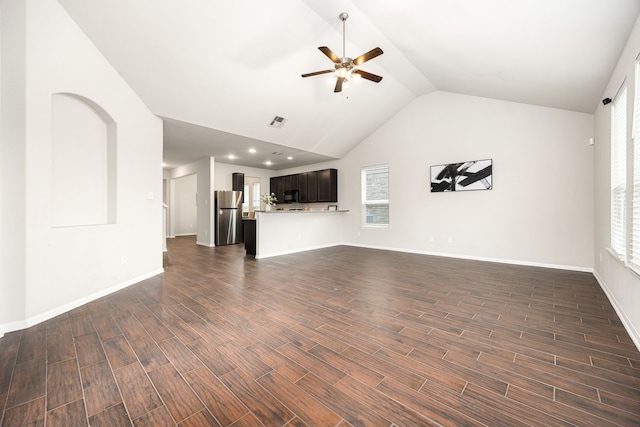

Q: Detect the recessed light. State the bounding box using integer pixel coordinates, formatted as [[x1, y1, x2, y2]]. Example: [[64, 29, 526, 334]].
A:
[[228, 154, 236, 160], [287, 156, 293, 160], [249, 148, 256, 154], [265, 161, 272, 166]]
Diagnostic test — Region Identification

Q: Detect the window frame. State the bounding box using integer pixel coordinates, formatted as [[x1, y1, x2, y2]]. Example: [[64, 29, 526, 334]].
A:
[[611, 83, 628, 261], [361, 164, 390, 229]]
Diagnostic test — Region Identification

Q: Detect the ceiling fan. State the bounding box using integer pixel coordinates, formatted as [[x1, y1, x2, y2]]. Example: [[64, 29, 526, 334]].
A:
[[301, 12, 383, 93]]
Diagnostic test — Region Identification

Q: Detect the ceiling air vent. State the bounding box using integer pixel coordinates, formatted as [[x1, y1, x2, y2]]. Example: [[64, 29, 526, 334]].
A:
[[269, 116, 286, 128]]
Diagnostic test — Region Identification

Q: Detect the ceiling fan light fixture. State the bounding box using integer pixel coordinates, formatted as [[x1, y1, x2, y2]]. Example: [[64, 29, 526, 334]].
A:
[[301, 12, 383, 93]]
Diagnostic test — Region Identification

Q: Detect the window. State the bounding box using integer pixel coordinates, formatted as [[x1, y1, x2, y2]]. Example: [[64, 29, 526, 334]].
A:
[[632, 60, 640, 268], [611, 85, 627, 259], [362, 164, 389, 227], [252, 182, 261, 211], [242, 184, 249, 211]]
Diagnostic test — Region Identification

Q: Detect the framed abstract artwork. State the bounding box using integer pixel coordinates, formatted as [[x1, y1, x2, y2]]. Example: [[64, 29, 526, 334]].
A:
[[430, 159, 493, 192]]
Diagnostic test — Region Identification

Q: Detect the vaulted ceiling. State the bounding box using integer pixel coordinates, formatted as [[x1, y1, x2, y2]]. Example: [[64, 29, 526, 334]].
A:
[[58, 0, 640, 170]]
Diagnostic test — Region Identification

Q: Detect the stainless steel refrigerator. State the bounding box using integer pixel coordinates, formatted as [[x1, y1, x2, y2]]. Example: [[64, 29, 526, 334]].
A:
[[214, 191, 243, 245]]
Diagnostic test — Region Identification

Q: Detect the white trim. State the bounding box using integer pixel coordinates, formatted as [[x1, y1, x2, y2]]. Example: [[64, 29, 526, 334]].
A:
[[257, 240, 593, 272], [174, 233, 196, 237], [344, 243, 594, 273], [361, 224, 389, 230], [196, 241, 215, 247], [0, 268, 164, 334], [593, 270, 640, 352]]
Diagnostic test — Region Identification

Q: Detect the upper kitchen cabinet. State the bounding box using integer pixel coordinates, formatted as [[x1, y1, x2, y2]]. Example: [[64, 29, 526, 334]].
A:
[[317, 169, 337, 202], [306, 171, 318, 203], [270, 169, 337, 204], [270, 177, 278, 200], [233, 172, 244, 202], [298, 173, 308, 203], [277, 176, 286, 203], [290, 174, 299, 194]]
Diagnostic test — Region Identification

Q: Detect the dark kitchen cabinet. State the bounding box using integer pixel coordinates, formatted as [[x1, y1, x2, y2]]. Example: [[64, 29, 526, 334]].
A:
[[270, 177, 278, 199], [307, 171, 318, 202], [277, 176, 286, 203], [298, 173, 308, 202], [232, 172, 244, 202], [270, 168, 337, 204], [318, 169, 337, 202], [243, 219, 256, 256]]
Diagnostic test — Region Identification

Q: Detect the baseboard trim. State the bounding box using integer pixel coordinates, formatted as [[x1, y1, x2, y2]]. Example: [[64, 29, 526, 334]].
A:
[[196, 241, 215, 247], [593, 270, 640, 351], [0, 268, 165, 334], [175, 233, 197, 237], [344, 243, 594, 273]]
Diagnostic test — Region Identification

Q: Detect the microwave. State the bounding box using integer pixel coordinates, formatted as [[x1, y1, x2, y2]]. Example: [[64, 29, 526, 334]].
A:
[[283, 189, 299, 203]]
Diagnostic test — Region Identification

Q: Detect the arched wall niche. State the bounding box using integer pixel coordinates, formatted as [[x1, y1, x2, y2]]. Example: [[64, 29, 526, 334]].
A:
[[51, 93, 117, 227]]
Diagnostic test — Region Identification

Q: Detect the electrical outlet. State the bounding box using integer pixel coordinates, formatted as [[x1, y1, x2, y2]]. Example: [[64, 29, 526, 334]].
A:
[[121, 256, 127, 265], [448, 237, 453, 244]]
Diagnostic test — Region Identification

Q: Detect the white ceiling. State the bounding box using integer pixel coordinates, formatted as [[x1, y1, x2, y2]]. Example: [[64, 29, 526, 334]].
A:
[[58, 0, 640, 170]]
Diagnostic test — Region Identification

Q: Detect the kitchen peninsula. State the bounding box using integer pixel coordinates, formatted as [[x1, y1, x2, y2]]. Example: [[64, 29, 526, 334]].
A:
[[244, 209, 349, 258]]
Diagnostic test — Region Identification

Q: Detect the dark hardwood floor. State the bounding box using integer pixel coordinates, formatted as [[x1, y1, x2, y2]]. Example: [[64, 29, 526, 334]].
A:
[[1, 236, 639, 426]]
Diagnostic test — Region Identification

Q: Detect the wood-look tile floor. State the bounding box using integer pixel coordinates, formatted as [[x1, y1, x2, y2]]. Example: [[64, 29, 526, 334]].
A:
[[1, 236, 639, 426]]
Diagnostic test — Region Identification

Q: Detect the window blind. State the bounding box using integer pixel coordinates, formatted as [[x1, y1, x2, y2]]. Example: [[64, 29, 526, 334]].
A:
[[611, 86, 627, 259], [632, 61, 640, 267]]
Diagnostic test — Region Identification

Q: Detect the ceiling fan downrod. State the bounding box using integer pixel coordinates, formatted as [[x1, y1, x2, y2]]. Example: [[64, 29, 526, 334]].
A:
[[339, 12, 348, 61]]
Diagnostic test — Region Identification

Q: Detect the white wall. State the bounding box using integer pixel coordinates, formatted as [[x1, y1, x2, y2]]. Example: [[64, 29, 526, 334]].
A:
[[0, 0, 163, 332], [338, 91, 594, 271], [173, 173, 197, 235], [0, 0, 27, 331], [594, 15, 640, 348]]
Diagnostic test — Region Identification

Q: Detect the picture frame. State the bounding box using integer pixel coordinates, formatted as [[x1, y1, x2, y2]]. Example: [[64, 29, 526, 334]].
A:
[[430, 159, 493, 192]]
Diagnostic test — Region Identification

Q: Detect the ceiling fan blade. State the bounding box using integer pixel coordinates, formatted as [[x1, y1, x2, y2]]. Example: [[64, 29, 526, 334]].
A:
[[318, 46, 341, 64], [334, 76, 345, 93], [353, 47, 383, 66], [353, 69, 383, 83], [301, 69, 334, 78]]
